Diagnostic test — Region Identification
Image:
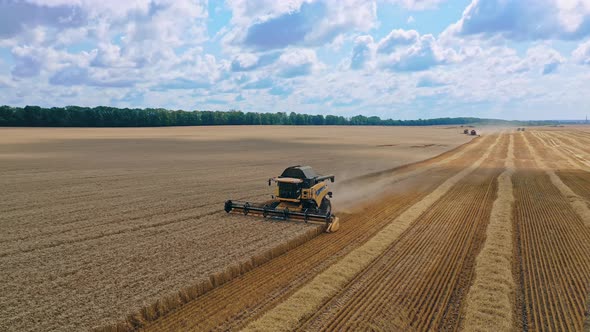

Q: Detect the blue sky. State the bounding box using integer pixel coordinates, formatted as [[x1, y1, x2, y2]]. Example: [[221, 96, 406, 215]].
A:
[[1, 0, 590, 120]]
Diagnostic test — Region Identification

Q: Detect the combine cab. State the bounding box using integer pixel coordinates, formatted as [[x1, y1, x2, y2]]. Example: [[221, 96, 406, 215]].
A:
[[224, 165, 340, 232]]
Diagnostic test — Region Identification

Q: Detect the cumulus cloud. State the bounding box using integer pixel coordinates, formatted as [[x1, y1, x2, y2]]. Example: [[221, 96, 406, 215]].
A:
[[269, 85, 293, 97], [90, 43, 136, 68], [241, 2, 323, 50], [379, 33, 458, 71], [49, 66, 137, 87], [387, 0, 447, 10], [1, 0, 589, 119], [506, 44, 565, 75], [572, 39, 590, 65], [347, 29, 459, 73], [0, 0, 212, 100], [242, 77, 274, 89], [1, 1, 207, 44], [0, 1, 86, 39], [0, 76, 13, 88], [276, 49, 321, 78], [377, 29, 420, 54], [226, 0, 376, 50], [10, 46, 45, 77], [226, 0, 305, 25], [10, 45, 91, 78], [416, 74, 447, 87], [350, 35, 374, 70], [153, 78, 211, 90], [450, 0, 590, 40], [230, 52, 281, 71]]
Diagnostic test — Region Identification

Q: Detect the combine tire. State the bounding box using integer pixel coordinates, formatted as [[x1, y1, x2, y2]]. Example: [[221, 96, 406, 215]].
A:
[[320, 197, 332, 214], [320, 198, 339, 233]]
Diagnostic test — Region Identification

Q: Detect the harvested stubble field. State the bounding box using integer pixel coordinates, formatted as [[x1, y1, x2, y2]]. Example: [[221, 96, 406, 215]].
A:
[[0, 125, 472, 331], [141, 127, 590, 332]]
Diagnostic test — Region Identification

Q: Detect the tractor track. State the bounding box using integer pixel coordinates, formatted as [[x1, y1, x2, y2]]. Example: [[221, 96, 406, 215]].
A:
[[512, 132, 590, 331], [294, 133, 508, 332], [140, 136, 494, 332], [534, 131, 590, 169]]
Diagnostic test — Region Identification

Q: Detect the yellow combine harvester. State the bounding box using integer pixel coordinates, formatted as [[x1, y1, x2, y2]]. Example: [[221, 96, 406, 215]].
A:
[[224, 165, 340, 232]]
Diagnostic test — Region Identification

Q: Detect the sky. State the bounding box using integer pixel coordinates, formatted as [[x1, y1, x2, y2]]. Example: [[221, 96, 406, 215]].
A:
[[0, 0, 590, 120]]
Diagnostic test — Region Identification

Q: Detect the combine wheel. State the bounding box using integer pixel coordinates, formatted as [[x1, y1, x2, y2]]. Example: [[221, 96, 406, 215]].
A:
[[321, 198, 339, 233], [320, 197, 332, 214]]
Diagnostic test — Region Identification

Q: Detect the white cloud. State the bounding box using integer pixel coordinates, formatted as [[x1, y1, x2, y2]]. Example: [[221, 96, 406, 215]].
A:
[[347, 29, 461, 73], [377, 29, 420, 54], [224, 0, 377, 50], [10, 45, 92, 78], [350, 35, 375, 70], [449, 0, 590, 40], [505, 45, 565, 75], [1, 0, 589, 120], [385, 0, 447, 10], [226, 0, 306, 25], [90, 43, 136, 68], [0, 76, 14, 88], [416, 74, 447, 87], [572, 39, 590, 65], [378, 33, 459, 71], [276, 49, 322, 78], [230, 53, 260, 71]]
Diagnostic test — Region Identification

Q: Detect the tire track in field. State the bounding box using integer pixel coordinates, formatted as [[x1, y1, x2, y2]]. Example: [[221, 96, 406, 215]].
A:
[[556, 130, 590, 151], [548, 131, 590, 164], [530, 130, 590, 215], [533, 131, 590, 170], [460, 133, 516, 332], [513, 132, 590, 331], [524, 132, 590, 228], [135, 136, 495, 332], [243, 134, 504, 332], [293, 133, 507, 332]]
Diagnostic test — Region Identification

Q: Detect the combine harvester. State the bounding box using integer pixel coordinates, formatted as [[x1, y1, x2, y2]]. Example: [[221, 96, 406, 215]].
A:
[[225, 165, 340, 232]]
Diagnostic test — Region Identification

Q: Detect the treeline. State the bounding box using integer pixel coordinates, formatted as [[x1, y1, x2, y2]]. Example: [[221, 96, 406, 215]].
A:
[[0, 105, 557, 127]]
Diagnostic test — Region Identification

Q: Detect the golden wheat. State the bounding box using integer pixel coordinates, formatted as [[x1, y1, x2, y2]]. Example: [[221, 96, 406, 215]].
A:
[[461, 134, 516, 332], [243, 134, 503, 332]]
